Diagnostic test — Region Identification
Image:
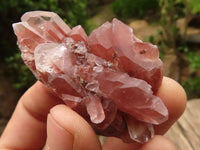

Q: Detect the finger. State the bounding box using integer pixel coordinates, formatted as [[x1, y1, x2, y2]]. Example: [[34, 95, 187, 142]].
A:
[[102, 137, 141, 150], [44, 114, 74, 150], [139, 135, 178, 150], [102, 136, 178, 150], [154, 76, 187, 134], [0, 81, 63, 149], [45, 104, 101, 150], [103, 76, 187, 149]]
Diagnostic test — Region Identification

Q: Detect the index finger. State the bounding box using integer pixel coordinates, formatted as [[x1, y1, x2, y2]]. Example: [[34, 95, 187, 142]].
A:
[[0, 81, 63, 149]]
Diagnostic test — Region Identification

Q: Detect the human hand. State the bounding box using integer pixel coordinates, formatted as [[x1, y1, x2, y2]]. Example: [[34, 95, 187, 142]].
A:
[[0, 77, 187, 150]]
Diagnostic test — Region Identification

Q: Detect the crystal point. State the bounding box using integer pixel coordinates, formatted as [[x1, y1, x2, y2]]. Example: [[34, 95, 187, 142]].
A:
[[13, 11, 168, 143]]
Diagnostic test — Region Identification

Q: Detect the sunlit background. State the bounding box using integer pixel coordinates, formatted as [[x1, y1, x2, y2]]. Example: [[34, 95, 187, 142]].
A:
[[0, 0, 200, 145]]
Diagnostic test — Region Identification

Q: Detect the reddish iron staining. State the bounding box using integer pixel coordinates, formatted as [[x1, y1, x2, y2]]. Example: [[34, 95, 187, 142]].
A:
[[13, 11, 168, 143]]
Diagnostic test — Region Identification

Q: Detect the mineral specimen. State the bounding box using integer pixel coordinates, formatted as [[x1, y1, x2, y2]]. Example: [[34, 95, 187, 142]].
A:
[[12, 11, 168, 143]]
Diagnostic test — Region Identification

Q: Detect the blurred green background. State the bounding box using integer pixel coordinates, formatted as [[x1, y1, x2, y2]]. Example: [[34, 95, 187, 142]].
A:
[[0, 0, 200, 134]]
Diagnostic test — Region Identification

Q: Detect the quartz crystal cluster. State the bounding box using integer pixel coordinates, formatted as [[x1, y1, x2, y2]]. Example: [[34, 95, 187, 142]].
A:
[[13, 11, 168, 143]]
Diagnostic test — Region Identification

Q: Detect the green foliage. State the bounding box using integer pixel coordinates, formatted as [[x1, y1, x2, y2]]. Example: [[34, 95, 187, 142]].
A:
[[112, 0, 159, 18], [159, 0, 200, 48], [159, 0, 184, 48], [0, 0, 89, 60], [156, 0, 200, 99], [0, 0, 89, 90], [186, 51, 200, 72], [0, 0, 88, 25], [182, 76, 200, 99], [188, 0, 200, 14], [5, 52, 36, 90], [182, 51, 200, 99]]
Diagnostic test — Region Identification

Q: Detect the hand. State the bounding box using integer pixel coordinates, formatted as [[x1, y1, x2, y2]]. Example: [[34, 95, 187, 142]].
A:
[[0, 77, 187, 150]]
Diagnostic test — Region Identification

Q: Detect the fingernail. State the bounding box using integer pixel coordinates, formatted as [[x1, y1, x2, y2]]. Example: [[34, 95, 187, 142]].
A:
[[45, 114, 74, 150]]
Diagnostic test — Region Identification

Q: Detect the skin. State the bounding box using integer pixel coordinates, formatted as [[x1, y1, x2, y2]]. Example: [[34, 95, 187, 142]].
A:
[[0, 77, 187, 150]]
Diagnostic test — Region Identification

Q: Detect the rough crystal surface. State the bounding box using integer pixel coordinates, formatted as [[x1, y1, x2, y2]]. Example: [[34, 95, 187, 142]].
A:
[[13, 11, 168, 143]]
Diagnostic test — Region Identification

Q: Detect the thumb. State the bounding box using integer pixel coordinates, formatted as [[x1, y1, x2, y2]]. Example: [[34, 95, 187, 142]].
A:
[[45, 104, 101, 150], [45, 113, 74, 150]]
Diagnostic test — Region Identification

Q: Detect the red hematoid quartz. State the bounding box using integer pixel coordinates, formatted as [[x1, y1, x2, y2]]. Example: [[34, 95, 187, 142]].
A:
[[13, 11, 168, 143]]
